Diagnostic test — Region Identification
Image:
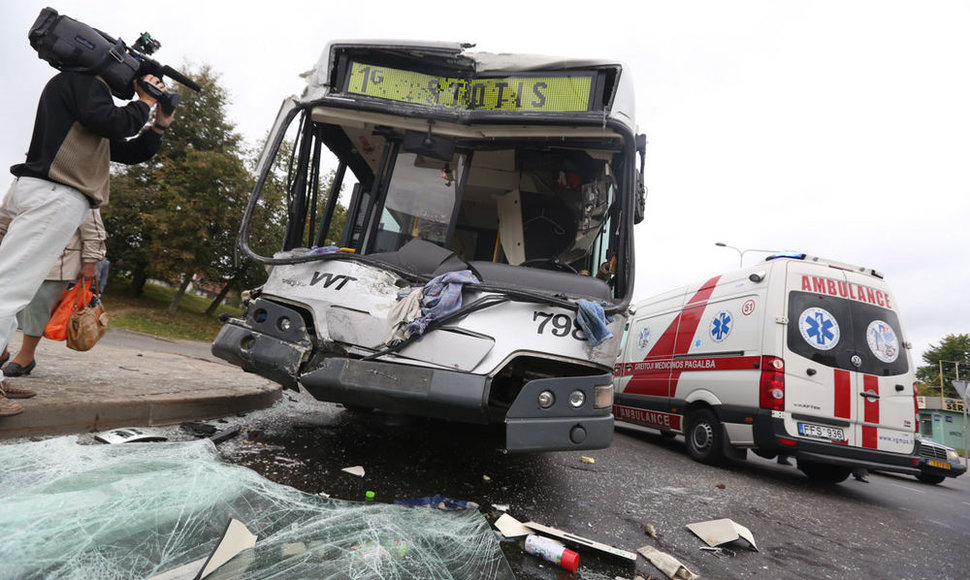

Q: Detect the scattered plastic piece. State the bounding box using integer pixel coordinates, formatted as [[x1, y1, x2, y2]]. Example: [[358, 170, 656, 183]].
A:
[[180, 422, 218, 437], [524, 534, 579, 572], [493, 514, 533, 539], [394, 494, 480, 510], [492, 504, 510, 513], [209, 425, 241, 445], [581, 456, 595, 464], [523, 521, 637, 561], [196, 519, 258, 578], [365, 491, 376, 502], [637, 545, 699, 580], [700, 545, 735, 557], [483, 474, 492, 482], [644, 523, 657, 538], [341, 465, 365, 477], [94, 427, 167, 444], [686, 518, 758, 551]]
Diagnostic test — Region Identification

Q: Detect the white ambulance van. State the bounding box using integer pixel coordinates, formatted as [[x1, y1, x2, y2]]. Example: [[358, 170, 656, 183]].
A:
[[613, 253, 921, 483]]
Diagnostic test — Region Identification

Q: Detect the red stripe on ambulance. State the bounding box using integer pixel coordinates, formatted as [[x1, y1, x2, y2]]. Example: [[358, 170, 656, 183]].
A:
[[834, 369, 851, 419], [625, 276, 721, 397]]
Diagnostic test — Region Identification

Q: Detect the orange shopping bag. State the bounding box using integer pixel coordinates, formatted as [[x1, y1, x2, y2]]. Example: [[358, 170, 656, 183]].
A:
[[43, 281, 94, 341]]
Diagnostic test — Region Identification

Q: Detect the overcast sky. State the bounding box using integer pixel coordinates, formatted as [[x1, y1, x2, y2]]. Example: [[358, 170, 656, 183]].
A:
[[2, 1, 967, 365]]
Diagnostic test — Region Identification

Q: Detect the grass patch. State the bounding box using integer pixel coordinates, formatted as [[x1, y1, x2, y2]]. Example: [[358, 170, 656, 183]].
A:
[[102, 277, 243, 342]]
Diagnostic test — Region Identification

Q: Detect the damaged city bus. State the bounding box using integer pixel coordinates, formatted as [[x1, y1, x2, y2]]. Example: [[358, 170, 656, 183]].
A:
[[212, 41, 647, 452]]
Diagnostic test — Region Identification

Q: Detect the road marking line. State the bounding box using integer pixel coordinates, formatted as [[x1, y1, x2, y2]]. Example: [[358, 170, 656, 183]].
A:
[[890, 482, 924, 494]]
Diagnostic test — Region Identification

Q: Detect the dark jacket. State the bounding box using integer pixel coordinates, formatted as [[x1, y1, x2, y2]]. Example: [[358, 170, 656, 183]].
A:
[[10, 71, 162, 206]]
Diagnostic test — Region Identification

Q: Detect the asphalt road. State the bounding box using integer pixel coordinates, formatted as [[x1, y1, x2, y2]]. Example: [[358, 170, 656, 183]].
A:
[[157, 389, 969, 580]]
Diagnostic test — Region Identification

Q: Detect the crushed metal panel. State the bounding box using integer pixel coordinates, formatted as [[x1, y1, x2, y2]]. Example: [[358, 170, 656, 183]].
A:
[[686, 518, 758, 551]]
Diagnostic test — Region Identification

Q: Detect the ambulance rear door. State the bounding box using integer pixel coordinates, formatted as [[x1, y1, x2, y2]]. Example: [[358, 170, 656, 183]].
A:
[[782, 262, 915, 455]]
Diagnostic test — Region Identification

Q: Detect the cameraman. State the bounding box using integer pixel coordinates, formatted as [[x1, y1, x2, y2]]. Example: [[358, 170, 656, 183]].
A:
[[0, 70, 175, 417]]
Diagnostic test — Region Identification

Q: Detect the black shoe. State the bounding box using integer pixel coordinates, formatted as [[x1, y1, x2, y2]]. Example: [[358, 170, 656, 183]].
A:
[[4, 361, 36, 377]]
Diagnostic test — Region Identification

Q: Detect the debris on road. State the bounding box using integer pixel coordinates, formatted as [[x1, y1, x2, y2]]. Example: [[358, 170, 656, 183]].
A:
[[644, 523, 657, 538], [637, 545, 699, 580], [524, 533, 580, 572], [524, 520, 637, 562], [209, 425, 241, 445], [341, 465, 365, 477], [179, 421, 218, 437], [94, 427, 167, 444], [493, 514, 533, 539], [581, 456, 596, 464], [686, 518, 758, 551], [492, 503, 510, 512], [394, 494, 480, 510]]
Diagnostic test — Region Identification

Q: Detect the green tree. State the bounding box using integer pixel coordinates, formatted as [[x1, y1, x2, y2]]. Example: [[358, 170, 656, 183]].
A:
[[105, 64, 252, 315], [916, 333, 970, 398]]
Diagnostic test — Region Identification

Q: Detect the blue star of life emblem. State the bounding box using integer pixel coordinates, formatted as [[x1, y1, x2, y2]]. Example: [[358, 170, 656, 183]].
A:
[[799, 307, 840, 350], [710, 311, 732, 342]]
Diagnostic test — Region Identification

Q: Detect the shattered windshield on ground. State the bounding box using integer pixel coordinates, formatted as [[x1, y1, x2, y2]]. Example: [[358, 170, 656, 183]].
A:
[[0, 437, 513, 579]]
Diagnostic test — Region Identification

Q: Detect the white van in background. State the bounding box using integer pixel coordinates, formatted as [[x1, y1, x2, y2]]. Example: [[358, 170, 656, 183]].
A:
[[613, 253, 921, 483]]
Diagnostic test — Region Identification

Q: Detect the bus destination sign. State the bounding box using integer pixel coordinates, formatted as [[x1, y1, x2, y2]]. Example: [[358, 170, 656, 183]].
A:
[[345, 61, 594, 113]]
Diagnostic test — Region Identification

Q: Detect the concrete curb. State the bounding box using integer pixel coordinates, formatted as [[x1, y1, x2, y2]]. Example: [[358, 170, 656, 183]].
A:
[[0, 329, 282, 439]]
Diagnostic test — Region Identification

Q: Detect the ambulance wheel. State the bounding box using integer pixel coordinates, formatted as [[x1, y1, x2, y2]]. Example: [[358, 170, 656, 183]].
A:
[[798, 460, 851, 484], [685, 409, 724, 464]]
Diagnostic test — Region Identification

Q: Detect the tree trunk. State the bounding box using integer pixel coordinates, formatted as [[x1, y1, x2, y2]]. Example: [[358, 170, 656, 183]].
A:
[[205, 278, 235, 317], [129, 267, 149, 297], [167, 274, 194, 316]]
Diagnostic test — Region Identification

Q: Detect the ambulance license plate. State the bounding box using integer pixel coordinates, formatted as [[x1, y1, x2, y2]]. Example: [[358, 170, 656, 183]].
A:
[[797, 422, 845, 442], [928, 459, 950, 470]]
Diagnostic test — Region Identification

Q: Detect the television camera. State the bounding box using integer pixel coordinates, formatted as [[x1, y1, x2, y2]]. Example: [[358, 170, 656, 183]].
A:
[[28, 7, 200, 114]]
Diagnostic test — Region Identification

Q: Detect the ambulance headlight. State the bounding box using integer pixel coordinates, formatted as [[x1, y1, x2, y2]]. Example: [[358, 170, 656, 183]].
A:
[[537, 390, 555, 409], [594, 385, 613, 409], [569, 390, 585, 408]]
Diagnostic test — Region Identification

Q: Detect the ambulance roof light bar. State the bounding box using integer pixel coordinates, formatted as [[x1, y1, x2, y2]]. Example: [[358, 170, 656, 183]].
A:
[[765, 252, 885, 279]]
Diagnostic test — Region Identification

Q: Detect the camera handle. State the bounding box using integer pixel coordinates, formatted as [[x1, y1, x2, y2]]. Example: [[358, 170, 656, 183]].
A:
[[137, 77, 180, 115]]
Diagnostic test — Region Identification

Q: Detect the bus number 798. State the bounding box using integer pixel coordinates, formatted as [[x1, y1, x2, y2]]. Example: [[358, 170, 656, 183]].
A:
[[533, 311, 586, 341]]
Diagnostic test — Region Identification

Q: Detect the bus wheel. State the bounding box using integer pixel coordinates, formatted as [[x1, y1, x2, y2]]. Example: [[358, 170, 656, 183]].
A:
[[798, 460, 851, 484], [685, 409, 724, 465]]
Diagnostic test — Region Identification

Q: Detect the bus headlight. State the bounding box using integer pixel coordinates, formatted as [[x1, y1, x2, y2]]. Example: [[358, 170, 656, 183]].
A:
[[569, 390, 586, 408], [537, 390, 555, 409]]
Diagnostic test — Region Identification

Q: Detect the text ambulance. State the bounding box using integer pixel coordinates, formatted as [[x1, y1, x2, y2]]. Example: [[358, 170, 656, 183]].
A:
[[613, 254, 921, 483]]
